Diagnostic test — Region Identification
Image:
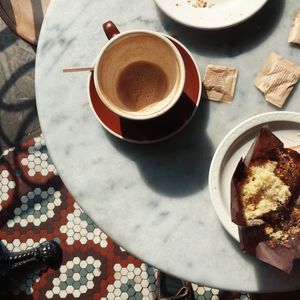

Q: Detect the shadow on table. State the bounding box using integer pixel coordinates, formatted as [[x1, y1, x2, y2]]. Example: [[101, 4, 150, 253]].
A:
[[106, 97, 213, 198], [156, 0, 285, 58]]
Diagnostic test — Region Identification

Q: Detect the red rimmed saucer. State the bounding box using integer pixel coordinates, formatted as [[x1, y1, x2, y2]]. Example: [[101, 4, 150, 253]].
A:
[[88, 36, 201, 144]]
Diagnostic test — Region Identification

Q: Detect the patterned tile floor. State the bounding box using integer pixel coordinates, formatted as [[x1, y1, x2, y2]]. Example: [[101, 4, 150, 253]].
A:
[[0, 135, 250, 299]]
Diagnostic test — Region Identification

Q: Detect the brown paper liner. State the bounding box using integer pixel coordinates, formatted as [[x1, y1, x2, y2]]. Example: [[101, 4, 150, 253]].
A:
[[231, 127, 300, 273]]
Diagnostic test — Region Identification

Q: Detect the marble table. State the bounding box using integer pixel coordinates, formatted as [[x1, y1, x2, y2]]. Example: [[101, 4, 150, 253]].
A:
[[35, 0, 300, 293]]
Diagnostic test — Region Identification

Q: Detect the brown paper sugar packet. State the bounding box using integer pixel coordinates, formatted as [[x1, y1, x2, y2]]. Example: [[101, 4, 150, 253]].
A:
[[203, 64, 238, 103], [254, 52, 300, 108], [288, 9, 300, 45]]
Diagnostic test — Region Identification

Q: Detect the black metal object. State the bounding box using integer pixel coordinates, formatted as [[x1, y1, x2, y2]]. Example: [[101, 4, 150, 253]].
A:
[[0, 240, 62, 293]]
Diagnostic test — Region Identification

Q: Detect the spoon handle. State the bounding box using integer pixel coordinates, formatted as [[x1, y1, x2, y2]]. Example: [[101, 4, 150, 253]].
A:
[[63, 67, 94, 73]]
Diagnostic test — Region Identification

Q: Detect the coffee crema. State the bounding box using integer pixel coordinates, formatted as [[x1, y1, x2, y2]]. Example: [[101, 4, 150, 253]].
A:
[[116, 61, 169, 112]]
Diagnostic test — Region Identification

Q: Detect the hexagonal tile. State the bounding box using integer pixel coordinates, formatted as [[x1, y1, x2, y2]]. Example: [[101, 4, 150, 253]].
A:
[[1, 170, 9, 177]]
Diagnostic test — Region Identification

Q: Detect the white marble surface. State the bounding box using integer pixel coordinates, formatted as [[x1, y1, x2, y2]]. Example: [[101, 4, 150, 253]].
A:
[[36, 0, 300, 292]]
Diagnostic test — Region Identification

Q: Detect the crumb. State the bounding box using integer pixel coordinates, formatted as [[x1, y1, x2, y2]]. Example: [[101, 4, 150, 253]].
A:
[[185, 0, 208, 8]]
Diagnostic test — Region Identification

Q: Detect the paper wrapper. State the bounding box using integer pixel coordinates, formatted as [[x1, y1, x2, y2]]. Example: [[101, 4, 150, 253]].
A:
[[254, 52, 300, 108], [288, 10, 300, 45], [231, 127, 300, 273], [203, 64, 238, 103]]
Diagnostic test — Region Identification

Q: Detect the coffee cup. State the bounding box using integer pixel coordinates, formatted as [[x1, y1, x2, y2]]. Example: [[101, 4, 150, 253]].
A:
[[93, 21, 185, 120]]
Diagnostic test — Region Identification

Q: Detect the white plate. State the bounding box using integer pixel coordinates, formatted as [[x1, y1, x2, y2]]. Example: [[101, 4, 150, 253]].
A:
[[154, 0, 268, 29], [209, 112, 300, 241]]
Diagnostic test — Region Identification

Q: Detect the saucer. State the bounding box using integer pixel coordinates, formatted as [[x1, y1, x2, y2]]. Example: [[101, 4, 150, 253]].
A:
[[88, 36, 201, 144]]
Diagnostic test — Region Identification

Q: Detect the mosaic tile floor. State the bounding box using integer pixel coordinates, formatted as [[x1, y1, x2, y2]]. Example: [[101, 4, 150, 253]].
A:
[[0, 134, 250, 299]]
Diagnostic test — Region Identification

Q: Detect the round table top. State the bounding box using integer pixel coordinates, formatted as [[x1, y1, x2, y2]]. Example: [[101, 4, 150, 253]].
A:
[[36, 0, 300, 292]]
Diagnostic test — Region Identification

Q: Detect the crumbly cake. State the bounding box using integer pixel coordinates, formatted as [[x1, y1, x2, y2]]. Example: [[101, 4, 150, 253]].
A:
[[239, 159, 291, 226], [238, 148, 299, 227]]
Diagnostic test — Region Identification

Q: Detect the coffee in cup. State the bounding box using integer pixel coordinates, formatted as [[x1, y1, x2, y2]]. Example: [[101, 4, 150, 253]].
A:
[[94, 24, 185, 120]]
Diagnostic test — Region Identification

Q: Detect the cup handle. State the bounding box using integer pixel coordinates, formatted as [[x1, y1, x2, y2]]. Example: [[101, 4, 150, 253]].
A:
[[103, 21, 120, 40]]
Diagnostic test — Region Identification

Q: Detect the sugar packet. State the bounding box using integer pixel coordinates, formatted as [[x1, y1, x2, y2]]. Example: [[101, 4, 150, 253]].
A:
[[203, 64, 238, 103], [288, 10, 300, 45], [254, 52, 300, 108]]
